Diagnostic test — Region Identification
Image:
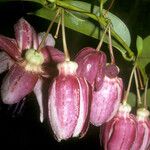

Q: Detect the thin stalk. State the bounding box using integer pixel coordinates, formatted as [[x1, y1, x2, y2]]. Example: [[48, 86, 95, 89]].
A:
[[108, 26, 115, 64], [96, 23, 110, 51], [54, 16, 61, 39], [61, 9, 70, 61], [123, 65, 136, 104], [144, 79, 149, 109], [37, 8, 60, 52], [47, 0, 135, 60], [137, 67, 144, 90], [134, 69, 142, 105], [99, 0, 104, 16], [104, 0, 115, 16]]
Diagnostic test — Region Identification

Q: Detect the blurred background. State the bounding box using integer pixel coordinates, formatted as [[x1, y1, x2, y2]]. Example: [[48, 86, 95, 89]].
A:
[[0, 0, 149, 149]]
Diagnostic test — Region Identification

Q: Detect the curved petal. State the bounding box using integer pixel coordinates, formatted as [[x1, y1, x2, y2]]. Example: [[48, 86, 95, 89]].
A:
[[90, 76, 123, 126], [33, 78, 50, 123], [73, 78, 90, 137], [14, 18, 33, 51], [0, 52, 14, 74], [48, 76, 80, 141], [32, 28, 39, 50], [33, 79, 44, 122], [0, 35, 21, 60], [45, 46, 64, 63], [38, 32, 55, 47], [40, 47, 52, 64], [75, 47, 95, 61], [1, 64, 38, 104]]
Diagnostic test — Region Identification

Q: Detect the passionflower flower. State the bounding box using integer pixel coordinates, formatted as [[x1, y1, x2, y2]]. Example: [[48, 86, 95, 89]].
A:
[[0, 18, 64, 122]]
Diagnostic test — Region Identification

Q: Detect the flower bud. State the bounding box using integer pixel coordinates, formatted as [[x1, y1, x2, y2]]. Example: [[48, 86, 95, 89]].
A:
[[131, 108, 150, 150], [75, 47, 106, 90], [102, 103, 137, 150], [48, 61, 90, 141], [90, 64, 123, 126]]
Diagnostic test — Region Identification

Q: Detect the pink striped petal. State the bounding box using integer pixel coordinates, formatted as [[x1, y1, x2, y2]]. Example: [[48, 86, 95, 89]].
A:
[[14, 18, 32, 51], [90, 76, 123, 126], [131, 109, 150, 150], [132, 120, 150, 150], [48, 61, 90, 141], [45, 46, 64, 63], [107, 116, 136, 150], [40, 47, 52, 64], [1, 64, 38, 104], [33, 79, 44, 122], [32, 28, 39, 50], [95, 51, 107, 90], [49, 76, 80, 141], [33, 78, 50, 122], [38, 32, 55, 47], [102, 104, 137, 150], [73, 77, 90, 137], [0, 52, 14, 74], [75, 47, 95, 61], [0, 35, 21, 60]]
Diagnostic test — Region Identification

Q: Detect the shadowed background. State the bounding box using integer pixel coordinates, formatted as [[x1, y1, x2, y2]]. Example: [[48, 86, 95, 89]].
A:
[[0, 0, 149, 149]]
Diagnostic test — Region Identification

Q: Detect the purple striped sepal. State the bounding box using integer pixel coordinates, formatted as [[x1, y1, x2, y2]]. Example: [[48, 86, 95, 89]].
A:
[[1, 64, 38, 104], [102, 103, 137, 150], [131, 108, 150, 150], [48, 61, 90, 141], [90, 64, 123, 126]]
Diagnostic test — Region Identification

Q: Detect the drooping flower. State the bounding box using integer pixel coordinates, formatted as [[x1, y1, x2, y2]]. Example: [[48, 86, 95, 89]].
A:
[[0, 18, 64, 122], [75, 47, 107, 91], [90, 64, 123, 126], [48, 61, 90, 141], [131, 108, 150, 150], [101, 103, 137, 150]]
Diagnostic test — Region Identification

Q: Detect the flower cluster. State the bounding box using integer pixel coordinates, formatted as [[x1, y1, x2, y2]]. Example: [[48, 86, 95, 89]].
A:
[[0, 18, 150, 150]]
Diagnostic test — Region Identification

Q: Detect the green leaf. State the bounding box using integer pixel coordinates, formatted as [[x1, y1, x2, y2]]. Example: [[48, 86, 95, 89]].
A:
[[65, 1, 131, 46], [136, 35, 143, 57], [33, 7, 128, 54], [31, 7, 131, 56], [137, 36, 150, 83], [128, 92, 136, 107], [25, 0, 131, 46]]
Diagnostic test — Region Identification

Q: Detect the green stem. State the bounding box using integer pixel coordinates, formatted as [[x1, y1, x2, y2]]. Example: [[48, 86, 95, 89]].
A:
[[47, 0, 135, 60], [123, 64, 136, 104], [137, 67, 144, 90], [96, 23, 110, 51], [37, 8, 60, 52], [61, 9, 70, 61], [99, 0, 104, 16], [134, 68, 142, 105], [144, 79, 149, 109], [54, 16, 61, 39], [104, 0, 115, 16], [108, 26, 115, 64]]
